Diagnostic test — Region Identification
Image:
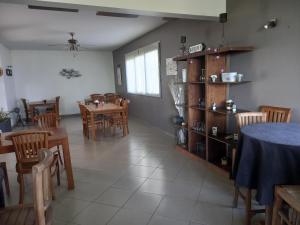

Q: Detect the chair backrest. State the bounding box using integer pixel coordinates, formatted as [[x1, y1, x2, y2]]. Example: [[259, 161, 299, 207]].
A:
[[260, 105, 292, 123], [105, 93, 116, 103], [21, 98, 29, 117], [121, 99, 129, 110], [115, 98, 122, 106], [90, 94, 105, 102], [55, 96, 60, 116], [32, 149, 53, 225], [236, 112, 267, 130], [8, 131, 50, 164], [273, 186, 300, 225], [34, 113, 58, 129]]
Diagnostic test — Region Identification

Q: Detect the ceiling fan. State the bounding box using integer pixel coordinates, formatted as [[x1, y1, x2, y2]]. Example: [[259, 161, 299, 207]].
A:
[[48, 32, 82, 52]]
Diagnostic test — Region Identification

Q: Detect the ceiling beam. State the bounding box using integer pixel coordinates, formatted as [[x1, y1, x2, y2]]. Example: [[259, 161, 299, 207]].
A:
[[31, 0, 226, 20]]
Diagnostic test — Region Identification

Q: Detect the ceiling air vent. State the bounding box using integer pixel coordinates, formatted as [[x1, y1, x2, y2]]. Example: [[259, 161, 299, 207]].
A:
[[96, 11, 138, 18], [28, 5, 79, 13]]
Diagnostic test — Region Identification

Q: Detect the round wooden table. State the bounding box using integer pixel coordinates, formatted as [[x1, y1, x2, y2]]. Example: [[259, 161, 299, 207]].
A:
[[234, 123, 300, 225]]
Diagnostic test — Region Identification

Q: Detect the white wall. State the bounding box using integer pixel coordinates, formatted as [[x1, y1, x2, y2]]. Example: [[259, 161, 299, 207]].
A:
[[11, 50, 115, 115], [0, 43, 16, 112]]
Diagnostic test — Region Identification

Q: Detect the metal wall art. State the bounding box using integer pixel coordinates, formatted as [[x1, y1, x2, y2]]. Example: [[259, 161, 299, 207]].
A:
[[59, 69, 82, 79]]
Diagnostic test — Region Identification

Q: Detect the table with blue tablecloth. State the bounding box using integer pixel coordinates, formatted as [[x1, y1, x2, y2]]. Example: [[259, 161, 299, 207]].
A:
[[233, 123, 300, 206]]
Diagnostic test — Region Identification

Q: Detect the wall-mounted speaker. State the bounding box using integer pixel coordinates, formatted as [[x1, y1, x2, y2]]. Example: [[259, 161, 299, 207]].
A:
[[219, 13, 227, 23]]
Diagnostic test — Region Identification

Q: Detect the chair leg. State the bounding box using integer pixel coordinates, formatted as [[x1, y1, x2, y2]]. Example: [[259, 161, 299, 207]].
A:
[[0, 162, 10, 196], [18, 174, 25, 205], [272, 188, 283, 225], [233, 185, 239, 208], [56, 146, 63, 166], [245, 189, 252, 225], [56, 161, 60, 186], [51, 178, 56, 200]]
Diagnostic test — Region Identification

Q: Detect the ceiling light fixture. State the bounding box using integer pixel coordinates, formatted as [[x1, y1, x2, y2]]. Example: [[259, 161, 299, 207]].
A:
[[264, 18, 277, 30]]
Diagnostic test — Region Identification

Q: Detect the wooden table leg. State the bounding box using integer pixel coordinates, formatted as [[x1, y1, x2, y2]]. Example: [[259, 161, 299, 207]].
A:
[[122, 112, 126, 137], [265, 206, 273, 225], [90, 112, 96, 140], [61, 137, 75, 190]]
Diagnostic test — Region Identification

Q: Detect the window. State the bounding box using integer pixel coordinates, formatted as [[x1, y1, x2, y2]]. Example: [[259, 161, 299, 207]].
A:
[[125, 42, 160, 97]]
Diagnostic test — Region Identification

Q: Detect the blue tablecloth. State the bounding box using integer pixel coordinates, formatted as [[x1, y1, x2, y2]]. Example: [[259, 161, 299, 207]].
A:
[[0, 168, 5, 208], [233, 123, 300, 206]]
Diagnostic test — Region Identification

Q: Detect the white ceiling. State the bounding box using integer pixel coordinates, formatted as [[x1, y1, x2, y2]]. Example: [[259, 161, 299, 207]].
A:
[[0, 2, 166, 50]]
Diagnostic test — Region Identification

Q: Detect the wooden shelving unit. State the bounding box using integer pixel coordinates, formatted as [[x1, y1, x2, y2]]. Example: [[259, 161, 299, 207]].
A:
[[173, 46, 253, 174]]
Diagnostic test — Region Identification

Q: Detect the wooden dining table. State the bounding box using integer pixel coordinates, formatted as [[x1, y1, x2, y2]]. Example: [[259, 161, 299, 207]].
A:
[[83, 103, 127, 140], [0, 127, 75, 190]]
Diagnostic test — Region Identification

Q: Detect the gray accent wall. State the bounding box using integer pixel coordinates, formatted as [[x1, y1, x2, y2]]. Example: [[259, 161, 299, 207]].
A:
[[113, 0, 300, 134]]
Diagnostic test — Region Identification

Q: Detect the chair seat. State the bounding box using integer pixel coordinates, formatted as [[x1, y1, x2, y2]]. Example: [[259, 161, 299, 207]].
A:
[[16, 154, 59, 174], [16, 161, 38, 174], [0, 204, 52, 225]]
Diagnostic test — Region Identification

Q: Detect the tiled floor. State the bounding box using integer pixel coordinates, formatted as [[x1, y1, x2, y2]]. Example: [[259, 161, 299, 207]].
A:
[[0, 116, 258, 225]]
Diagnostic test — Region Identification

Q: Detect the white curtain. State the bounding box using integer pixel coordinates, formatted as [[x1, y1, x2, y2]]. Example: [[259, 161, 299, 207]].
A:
[[125, 42, 160, 96]]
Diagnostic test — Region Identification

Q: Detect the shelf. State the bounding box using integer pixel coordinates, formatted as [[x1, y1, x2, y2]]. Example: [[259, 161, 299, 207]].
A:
[[174, 81, 188, 85], [175, 103, 187, 108], [190, 129, 206, 137], [176, 45, 254, 178], [174, 124, 188, 129], [190, 105, 206, 111], [208, 81, 251, 85], [173, 46, 254, 61], [208, 133, 238, 146], [189, 81, 206, 84], [208, 108, 248, 115]]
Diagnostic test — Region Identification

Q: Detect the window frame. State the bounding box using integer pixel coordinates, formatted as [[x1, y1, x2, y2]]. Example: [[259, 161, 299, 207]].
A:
[[125, 41, 161, 98]]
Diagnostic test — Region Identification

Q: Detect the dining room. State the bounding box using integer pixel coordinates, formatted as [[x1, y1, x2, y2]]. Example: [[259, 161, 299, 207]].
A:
[[0, 0, 300, 225]]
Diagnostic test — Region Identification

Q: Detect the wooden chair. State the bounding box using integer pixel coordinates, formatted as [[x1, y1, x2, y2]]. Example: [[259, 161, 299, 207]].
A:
[[21, 98, 37, 123], [33, 113, 63, 166], [260, 105, 292, 123], [104, 93, 117, 103], [115, 97, 122, 106], [0, 163, 10, 196], [233, 112, 267, 225], [90, 94, 105, 102], [6, 131, 60, 205], [55, 96, 60, 119], [272, 186, 300, 225], [46, 96, 60, 120], [121, 99, 129, 134], [78, 103, 89, 138], [78, 103, 104, 139], [0, 149, 54, 225], [109, 99, 129, 136], [34, 113, 58, 129]]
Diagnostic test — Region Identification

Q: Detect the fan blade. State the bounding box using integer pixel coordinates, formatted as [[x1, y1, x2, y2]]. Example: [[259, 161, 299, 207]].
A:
[[48, 44, 69, 47], [96, 11, 138, 18]]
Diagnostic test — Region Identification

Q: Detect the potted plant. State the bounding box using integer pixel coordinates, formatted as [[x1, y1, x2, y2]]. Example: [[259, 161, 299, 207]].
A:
[[0, 109, 11, 132]]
